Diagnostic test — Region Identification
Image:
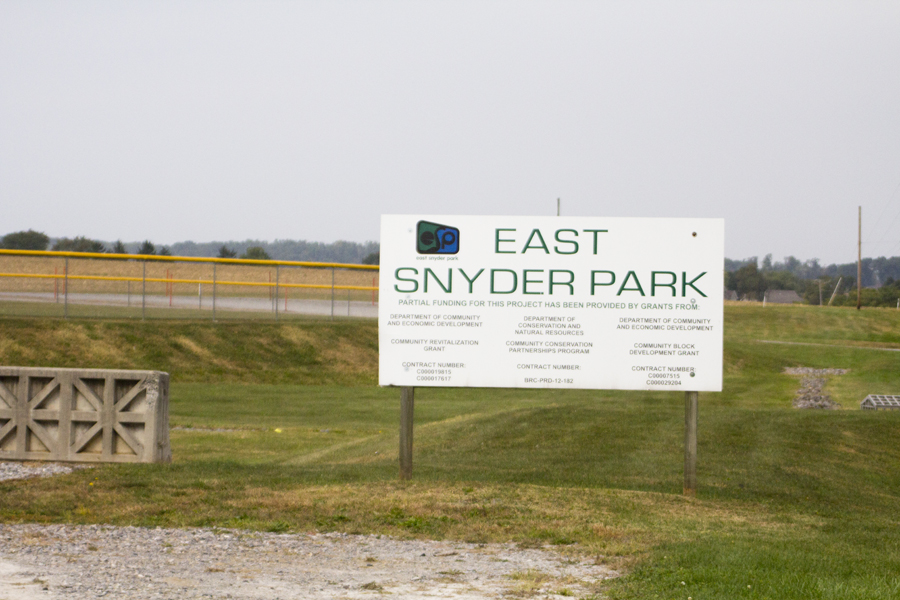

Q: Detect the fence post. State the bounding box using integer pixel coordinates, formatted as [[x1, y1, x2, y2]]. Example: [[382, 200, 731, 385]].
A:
[[64, 257, 69, 319], [141, 260, 146, 321], [275, 266, 280, 321], [400, 386, 415, 480], [212, 263, 217, 322], [684, 391, 698, 497], [331, 267, 335, 320]]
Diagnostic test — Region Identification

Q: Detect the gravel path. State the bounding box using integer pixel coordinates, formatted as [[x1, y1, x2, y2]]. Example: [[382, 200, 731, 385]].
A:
[[0, 462, 90, 483], [0, 524, 616, 600], [0, 463, 617, 599]]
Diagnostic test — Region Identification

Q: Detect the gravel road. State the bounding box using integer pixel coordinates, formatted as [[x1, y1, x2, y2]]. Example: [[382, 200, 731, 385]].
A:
[[0, 463, 618, 599]]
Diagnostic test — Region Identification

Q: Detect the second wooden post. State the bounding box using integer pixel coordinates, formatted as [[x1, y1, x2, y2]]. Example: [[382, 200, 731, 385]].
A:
[[684, 390, 698, 496], [399, 386, 415, 480]]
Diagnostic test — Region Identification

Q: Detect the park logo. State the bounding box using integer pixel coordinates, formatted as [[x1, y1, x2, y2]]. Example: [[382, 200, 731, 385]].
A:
[[416, 220, 459, 254]]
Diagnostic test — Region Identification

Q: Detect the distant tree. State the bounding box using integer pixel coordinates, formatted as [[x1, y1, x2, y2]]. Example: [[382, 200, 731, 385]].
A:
[[361, 252, 380, 265], [761, 254, 773, 271], [109, 240, 128, 254], [158, 246, 172, 256], [53, 236, 106, 253], [878, 278, 900, 307], [731, 263, 765, 300], [724, 270, 734, 291], [1, 229, 50, 250], [137, 240, 156, 255], [169, 239, 379, 264], [218, 245, 237, 258], [240, 246, 270, 260], [764, 270, 802, 292], [724, 257, 757, 272], [801, 279, 822, 305], [781, 255, 802, 273]]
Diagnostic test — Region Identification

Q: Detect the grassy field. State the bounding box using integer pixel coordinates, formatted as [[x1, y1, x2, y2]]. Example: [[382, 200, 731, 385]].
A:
[[1, 305, 899, 599], [0, 318, 378, 384]]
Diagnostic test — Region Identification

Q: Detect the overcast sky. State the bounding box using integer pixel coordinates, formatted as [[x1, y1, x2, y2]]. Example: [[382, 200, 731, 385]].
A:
[[2, 1, 899, 264]]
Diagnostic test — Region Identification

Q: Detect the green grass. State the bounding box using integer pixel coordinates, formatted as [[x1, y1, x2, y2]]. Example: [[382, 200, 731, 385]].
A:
[[0, 317, 377, 384], [1, 304, 900, 599], [726, 303, 900, 346]]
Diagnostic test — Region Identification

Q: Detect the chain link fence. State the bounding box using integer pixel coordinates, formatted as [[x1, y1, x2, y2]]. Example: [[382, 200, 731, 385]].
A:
[[0, 250, 379, 320]]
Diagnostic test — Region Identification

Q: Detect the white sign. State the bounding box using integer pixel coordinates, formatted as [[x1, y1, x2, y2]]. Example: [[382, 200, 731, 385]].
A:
[[379, 215, 723, 392]]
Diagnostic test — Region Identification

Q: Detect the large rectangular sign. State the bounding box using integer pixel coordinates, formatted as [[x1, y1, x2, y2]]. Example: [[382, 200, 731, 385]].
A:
[[379, 215, 723, 391]]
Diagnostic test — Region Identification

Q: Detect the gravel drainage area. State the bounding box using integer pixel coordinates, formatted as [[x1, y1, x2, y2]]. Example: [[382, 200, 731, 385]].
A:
[[0, 524, 617, 600], [784, 367, 848, 409]]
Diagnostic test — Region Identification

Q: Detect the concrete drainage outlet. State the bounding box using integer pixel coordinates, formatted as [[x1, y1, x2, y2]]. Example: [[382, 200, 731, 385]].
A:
[[784, 368, 848, 409]]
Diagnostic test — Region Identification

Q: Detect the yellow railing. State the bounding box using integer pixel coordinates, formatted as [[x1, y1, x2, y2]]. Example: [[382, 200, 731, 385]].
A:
[[0, 249, 379, 292], [0, 249, 379, 270]]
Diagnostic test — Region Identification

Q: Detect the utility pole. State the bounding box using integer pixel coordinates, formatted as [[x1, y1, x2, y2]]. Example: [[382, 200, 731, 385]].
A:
[[828, 277, 842, 306], [557, 198, 561, 217], [857, 206, 862, 310]]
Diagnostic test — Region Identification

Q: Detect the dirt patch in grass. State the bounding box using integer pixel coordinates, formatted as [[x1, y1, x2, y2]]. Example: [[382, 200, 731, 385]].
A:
[[321, 337, 378, 378]]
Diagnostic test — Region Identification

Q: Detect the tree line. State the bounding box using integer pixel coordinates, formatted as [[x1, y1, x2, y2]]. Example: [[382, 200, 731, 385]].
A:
[[170, 239, 379, 264], [0, 230, 173, 256], [725, 254, 900, 307], [0, 229, 380, 265]]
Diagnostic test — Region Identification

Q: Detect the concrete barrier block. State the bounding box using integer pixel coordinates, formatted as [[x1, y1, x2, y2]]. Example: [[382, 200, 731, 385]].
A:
[[0, 367, 171, 463]]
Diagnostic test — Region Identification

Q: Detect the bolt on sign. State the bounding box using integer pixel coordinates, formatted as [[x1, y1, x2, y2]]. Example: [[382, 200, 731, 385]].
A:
[[379, 215, 724, 392]]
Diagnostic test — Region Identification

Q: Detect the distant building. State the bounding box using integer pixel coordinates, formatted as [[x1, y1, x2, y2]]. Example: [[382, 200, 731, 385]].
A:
[[764, 290, 803, 304], [724, 289, 738, 301]]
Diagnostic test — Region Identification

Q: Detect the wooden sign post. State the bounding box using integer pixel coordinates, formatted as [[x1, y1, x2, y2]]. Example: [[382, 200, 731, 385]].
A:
[[684, 391, 698, 496], [399, 386, 415, 480]]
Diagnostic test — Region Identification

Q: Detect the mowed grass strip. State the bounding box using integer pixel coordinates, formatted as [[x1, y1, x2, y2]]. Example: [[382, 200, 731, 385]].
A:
[[0, 318, 377, 384], [726, 302, 900, 346], [1, 304, 899, 599]]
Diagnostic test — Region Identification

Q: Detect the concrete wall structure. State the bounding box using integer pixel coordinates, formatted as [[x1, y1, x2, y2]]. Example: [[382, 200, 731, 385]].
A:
[[0, 367, 170, 463]]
